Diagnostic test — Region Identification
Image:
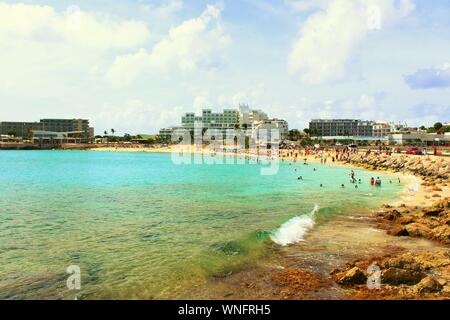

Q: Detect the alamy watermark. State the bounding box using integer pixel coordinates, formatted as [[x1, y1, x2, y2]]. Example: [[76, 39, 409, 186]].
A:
[[367, 265, 381, 290], [66, 265, 81, 290], [169, 123, 281, 176]]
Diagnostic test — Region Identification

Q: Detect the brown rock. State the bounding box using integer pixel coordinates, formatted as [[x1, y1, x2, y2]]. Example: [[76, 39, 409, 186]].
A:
[[384, 210, 402, 221], [381, 268, 426, 286], [415, 276, 443, 293], [405, 223, 431, 238], [388, 225, 409, 237], [336, 267, 367, 286], [430, 225, 450, 244], [422, 207, 444, 217], [397, 216, 414, 225]]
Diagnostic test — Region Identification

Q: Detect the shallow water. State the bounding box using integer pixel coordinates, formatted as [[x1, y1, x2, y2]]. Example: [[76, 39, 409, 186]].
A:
[[0, 151, 405, 299]]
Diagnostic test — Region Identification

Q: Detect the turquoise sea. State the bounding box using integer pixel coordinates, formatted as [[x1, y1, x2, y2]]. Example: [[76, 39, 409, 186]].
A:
[[0, 151, 405, 299]]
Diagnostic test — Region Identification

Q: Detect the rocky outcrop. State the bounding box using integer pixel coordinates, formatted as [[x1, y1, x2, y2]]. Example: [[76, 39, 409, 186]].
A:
[[377, 198, 450, 245], [331, 250, 450, 299], [347, 154, 449, 181], [335, 267, 367, 286]]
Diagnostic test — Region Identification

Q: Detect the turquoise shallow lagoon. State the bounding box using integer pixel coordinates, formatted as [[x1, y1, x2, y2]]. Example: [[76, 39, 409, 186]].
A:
[[0, 151, 405, 299]]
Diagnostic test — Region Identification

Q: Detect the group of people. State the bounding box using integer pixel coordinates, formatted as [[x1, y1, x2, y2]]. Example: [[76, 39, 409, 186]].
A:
[[295, 166, 392, 190], [370, 177, 382, 187]]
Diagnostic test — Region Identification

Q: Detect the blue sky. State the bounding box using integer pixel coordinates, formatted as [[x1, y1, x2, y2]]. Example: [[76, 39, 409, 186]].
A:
[[0, 0, 449, 134]]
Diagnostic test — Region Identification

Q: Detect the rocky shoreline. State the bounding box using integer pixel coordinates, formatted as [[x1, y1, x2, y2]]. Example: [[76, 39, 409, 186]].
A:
[[329, 154, 450, 299]]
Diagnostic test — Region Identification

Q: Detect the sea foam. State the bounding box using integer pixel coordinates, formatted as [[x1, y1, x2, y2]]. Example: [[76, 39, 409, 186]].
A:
[[270, 205, 319, 246]]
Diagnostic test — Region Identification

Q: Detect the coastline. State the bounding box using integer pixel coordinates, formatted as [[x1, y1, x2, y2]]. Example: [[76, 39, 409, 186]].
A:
[[18, 146, 449, 299]]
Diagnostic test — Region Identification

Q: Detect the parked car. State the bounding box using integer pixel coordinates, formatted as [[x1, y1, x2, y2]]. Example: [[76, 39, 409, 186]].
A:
[[406, 148, 423, 155]]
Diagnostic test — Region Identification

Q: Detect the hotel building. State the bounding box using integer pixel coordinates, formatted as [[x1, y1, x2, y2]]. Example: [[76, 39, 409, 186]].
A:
[[0, 119, 94, 141], [309, 119, 375, 137], [160, 106, 288, 142]]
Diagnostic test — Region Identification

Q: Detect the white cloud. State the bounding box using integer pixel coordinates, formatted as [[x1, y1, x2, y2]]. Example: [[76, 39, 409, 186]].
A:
[[0, 3, 151, 95], [285, 0, 332, 12], [0, 3, 150, 49], [107, 4, 231, 87], [288, 0, 415, 85], [139, 0, 184, 19]]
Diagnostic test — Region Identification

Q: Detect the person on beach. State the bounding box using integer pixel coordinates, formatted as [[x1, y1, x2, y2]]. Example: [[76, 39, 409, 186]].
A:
[[370, 177, 375, 186]]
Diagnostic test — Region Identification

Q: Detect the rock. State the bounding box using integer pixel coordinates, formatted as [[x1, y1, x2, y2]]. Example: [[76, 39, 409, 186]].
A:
[[336, 267, 367, 286], [381, 268, 426, 286], [397, 216, 414, 225], [422, 207, 444, 217], [415, 276, 443, 293], [405, 223, 431, 238], [384, 210, 402, 221], [388, 225, 409, 237], [430, 225, 450, 244]]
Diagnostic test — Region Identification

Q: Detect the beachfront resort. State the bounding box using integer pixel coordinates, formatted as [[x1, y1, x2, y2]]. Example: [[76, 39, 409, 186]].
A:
[[2, 109, 450, 152]]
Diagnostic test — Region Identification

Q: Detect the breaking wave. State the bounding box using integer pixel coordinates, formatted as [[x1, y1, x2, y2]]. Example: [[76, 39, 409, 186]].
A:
[[270, 205, 319, 246]]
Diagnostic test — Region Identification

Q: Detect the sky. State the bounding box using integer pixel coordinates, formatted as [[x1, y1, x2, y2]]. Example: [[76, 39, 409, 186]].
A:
[[0, 0, 449, 135]]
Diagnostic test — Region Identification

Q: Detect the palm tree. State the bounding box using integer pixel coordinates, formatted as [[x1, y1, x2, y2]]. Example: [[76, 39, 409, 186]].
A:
[[111, 129, 115, 136], [104, 130, 108, 136]]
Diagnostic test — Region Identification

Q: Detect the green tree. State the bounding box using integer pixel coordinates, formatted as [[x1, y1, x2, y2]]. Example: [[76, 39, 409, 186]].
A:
[[434, 122, 443, 131], [303, 128, 310, 135], [111, 129, 116, 136], [288, 129, 301, 141], [6, 130, 16, 137], [419, 125, 426, 131]]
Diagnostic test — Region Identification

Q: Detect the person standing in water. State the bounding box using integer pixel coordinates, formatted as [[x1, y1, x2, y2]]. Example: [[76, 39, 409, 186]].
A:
[[370, 177, 375, 186], [375, 177, 382, 186]]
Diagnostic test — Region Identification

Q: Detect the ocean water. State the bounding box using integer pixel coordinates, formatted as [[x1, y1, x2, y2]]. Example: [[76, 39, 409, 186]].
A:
[[0, 151, 405, 299]]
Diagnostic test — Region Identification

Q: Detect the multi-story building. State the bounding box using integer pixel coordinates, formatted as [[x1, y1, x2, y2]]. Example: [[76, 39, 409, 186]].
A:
[[373, 122, 407, 137], [179, 108, 272, 133], [0, 119, 94, 139], [0, 121, 45, 138], [309, 119, 374, 137], [40, 119, 92, 138], [252, 119, 289, 144], [161, 107, 287, 143]]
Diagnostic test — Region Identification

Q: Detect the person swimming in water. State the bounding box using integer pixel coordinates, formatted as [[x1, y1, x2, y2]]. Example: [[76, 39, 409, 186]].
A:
[[298, 176, 303, 180], [341, 184, 345, 188], [320, 184, 323, 188]]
